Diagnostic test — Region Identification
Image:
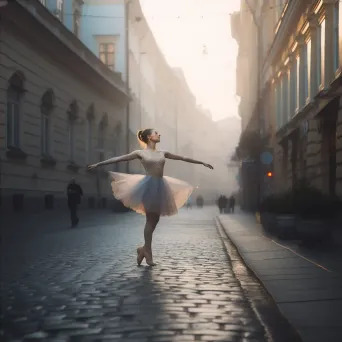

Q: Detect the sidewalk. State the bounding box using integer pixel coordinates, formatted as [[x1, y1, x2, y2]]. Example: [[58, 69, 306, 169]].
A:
[[217, 211, 342, 342]]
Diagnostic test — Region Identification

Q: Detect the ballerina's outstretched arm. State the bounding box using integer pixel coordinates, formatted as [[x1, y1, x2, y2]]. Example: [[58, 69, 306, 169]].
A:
[[164, 151, 214, 169], [87, 150, 140, 170]]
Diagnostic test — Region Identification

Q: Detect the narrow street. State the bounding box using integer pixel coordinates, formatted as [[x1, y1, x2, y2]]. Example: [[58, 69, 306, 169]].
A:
[[2, 208, 297, 342]]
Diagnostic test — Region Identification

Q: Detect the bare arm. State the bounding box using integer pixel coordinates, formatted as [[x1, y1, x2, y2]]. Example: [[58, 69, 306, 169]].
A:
[[164, 152, 213, 169], [87, 151, 140, 169]]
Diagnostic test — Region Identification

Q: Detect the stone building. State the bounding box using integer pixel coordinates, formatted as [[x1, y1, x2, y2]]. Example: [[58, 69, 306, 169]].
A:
[[233, 0, 342, 204], [0, 0, 129, 213]]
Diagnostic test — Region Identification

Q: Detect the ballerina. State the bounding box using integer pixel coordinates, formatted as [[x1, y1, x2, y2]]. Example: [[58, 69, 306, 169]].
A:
[[87, 128, 213, 266]]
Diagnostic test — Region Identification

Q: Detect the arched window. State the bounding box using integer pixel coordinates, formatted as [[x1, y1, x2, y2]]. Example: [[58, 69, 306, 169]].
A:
[[6, 72, 25, 148], [114, 121, 122, 151], [113, 121, 122, 171], [98, 113, 108, 162], [67, 100, 78, 161], [86, 104, 95, 164], [41, 90, 54, 156]]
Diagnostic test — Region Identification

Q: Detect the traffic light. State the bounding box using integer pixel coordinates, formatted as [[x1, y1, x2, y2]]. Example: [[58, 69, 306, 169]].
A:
[[266, 171, 273, 178]]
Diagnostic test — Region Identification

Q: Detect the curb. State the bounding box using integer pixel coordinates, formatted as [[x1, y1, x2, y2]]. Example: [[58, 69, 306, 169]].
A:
[[215, 216, 303, 342]]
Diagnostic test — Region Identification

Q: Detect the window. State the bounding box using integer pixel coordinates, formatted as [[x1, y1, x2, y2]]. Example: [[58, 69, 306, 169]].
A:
[[290, 58, 297, 116], [279, 78, 283, 127], [40, 91, 54, 156], [42, 114, 49, 155], [99, 43, 115, 70], [304, 39, 311, 101], [296, 55, 300, 110], [56, 0, 64, 21], [282, 71, 289, 125], [86, 105, 94, 164], [287, 69, 292, 120], [86, 119, 93, 163], [73, 10, 80, 37], [67, 101, 78, 162], [7, 88, 20, 148], [98, 124, 105, 162], [69, 119, 75, 161], [333, 2, 339, 72], [275, 83, 281, 129], [317, 24, 322, 89], [320, 19, 326, 87], [113, 122, 121, 171], [6, 73, 24, 148], [98, 115, 108, 162], [299, 43, 308, 107]]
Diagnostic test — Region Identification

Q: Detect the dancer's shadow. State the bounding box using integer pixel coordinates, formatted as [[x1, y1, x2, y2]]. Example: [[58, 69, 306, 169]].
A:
[[98, 265, 166, 341]]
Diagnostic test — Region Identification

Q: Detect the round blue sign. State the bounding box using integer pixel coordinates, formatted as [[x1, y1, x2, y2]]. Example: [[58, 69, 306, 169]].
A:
[[260, 152, 273, 165]]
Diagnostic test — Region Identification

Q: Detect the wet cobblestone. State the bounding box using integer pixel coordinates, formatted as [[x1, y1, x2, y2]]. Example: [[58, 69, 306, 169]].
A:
[[2, 209, 267, 341]]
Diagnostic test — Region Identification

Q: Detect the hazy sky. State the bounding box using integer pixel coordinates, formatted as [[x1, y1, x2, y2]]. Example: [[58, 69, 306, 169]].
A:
[[140, 0, 240, 121]]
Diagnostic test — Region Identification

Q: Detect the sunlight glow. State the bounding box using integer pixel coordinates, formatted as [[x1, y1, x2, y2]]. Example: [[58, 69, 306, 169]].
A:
[[140, 0, 240, 121]]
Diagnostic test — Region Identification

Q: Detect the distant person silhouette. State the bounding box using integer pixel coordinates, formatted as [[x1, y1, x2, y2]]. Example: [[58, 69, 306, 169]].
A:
[[229, 195, 236, 213], [218, 195, 228, 214], [67, 178, 83, 227]]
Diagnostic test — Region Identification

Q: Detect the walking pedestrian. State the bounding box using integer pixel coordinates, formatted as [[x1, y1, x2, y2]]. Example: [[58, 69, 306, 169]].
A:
[[67, 178, 83, 228], [229, 195, 236, 213], [196, 195, 204, 208], [87, 128, 213, 266], [218, 195, 228, 214]]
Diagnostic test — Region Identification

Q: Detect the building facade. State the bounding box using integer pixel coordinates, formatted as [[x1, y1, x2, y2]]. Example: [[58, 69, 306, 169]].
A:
[[233, 0, 342, 208], [0, 0, 129, 213], [80, 0, 127, 81]]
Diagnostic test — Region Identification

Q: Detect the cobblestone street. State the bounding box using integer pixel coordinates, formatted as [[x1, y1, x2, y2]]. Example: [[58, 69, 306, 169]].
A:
[[2, 208, 296, 342]]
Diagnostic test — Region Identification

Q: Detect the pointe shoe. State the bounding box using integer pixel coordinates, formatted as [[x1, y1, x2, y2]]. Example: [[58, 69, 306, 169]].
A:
[[144, 249, 156, 266], [137, 247, 145, 265]]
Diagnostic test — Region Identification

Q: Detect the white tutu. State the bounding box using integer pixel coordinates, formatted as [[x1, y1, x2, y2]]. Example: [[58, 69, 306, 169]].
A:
[[109, 172, 193, 216]]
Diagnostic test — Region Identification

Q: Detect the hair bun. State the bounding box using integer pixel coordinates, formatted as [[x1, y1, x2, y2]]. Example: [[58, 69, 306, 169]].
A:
[[137, 128, 153, 145], [137, 130, 143, 142]]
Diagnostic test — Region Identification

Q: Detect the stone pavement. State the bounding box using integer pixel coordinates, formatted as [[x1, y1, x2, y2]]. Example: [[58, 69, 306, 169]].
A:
[[218, 211, 342, 342], [2, 207, 299, 342], [1, 208, 119, 240]]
